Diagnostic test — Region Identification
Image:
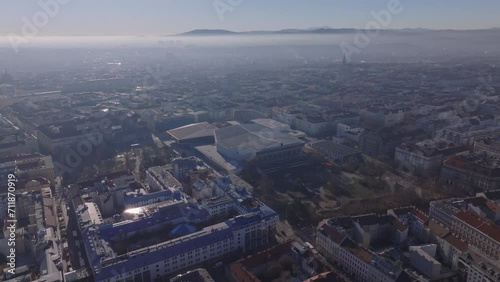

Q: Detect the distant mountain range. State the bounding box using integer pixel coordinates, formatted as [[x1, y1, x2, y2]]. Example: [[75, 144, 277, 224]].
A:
[[176, 27, 500, 36], [178, 29, 239, 36], [178, 28, 361, 36]]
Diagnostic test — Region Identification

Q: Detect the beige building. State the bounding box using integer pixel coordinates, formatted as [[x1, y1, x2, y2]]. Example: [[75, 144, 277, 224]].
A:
[[395, 145, 442, 176], [451, 211, 500, 261]]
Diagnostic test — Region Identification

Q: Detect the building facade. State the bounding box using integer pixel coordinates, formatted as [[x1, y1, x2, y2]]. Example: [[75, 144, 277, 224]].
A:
[[441, 154, 500, 193], [85, 211, 278, 282], [394, 145, 442, 176], [473, 138, 500, 157], [451, 211, 500, 261]]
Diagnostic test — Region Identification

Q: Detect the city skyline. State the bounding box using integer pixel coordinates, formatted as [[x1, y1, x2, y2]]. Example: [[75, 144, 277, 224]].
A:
[[1, 1, 500, 282]]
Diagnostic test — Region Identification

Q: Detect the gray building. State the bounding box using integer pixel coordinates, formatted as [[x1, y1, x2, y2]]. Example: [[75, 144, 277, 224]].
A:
[[310, 140, 361, 165], [215, 124, 308, 173], [441, 152, 500, 193]]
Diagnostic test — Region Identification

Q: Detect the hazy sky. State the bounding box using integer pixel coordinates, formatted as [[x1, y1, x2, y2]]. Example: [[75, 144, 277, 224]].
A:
[[1, 0, 500, 36]]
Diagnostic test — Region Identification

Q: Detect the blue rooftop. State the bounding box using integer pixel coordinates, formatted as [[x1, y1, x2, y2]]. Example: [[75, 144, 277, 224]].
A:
[[95, 223, 233, 281], [169, 223, 197, 237]]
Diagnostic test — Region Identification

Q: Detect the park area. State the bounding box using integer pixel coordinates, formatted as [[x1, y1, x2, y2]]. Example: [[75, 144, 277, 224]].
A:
[[243, 153, 448, 228]]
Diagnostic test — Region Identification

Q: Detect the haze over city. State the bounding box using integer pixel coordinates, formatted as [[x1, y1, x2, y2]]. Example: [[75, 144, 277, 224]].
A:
[[0, 1, 499, 282], [1, 0, 500, 36]]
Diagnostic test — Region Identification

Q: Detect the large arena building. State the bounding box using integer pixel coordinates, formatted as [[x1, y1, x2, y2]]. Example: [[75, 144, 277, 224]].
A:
[[214, 124, 308, 173]]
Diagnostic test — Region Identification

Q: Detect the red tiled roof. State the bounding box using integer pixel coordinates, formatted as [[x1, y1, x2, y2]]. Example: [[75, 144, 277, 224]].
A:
[[443, 156, 500, 177], [455, 211, 500, 243], [414, 209, 429, 222], [229, 262, 260, 282], [229, 242, 294, 282], [318, 222, 346, 244], [442, 233, 468, 252], [351, 247, 374, 264], [341, 238, 374, 264], [391, 218, 407, 232], [241, 241, 293, 268]]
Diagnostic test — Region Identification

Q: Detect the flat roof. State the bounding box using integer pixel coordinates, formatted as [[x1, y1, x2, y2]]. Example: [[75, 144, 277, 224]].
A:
[[147, 166, 182, 189], [195, 145, 239, 173], [250, 118, 289, 130], [167, 122, 217, 141], [464, 250, 500, 275], [215, 124, 304, 152], [38, 122, 82, 139]]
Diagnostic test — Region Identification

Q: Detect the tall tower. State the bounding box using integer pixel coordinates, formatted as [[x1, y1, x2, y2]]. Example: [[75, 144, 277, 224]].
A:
[[342, 54, 347, 65], [2, 70, 14, 84], [339, 93, 345, 110]]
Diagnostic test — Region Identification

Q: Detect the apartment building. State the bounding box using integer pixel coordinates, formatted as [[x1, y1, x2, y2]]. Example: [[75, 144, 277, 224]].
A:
[[316, 220, 347, 263], [473, 138, 500, 157], [429, 198, 467, 228], [201, 195, 234, 218], [0, 153, 55, 185], [84, 211, 277, 282], [37, 122, 103, 154], [451, 211, 500, 261], [409, 245, 441, 280], [395, 141, 466, 177], [441, 152, 500, 193], [146, 166, 183, 192], [338, 238, 402, 282], [458, 250, 500, 282]]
